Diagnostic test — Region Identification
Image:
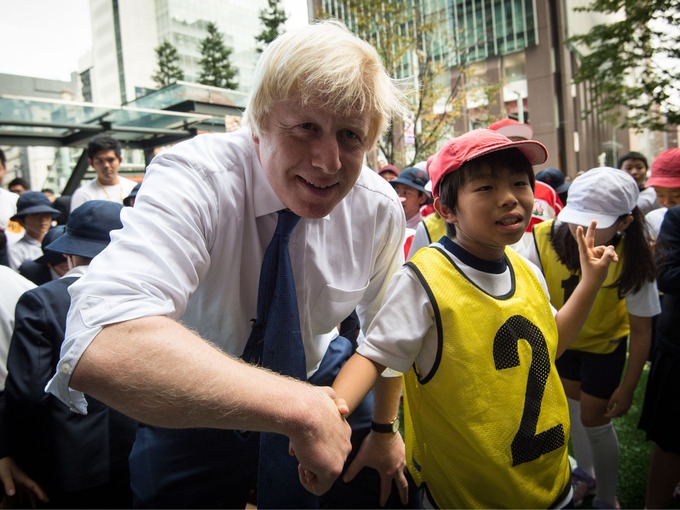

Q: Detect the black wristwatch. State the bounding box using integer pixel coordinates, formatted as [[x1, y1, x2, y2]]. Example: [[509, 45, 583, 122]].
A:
[[371, 416, 400, 433]]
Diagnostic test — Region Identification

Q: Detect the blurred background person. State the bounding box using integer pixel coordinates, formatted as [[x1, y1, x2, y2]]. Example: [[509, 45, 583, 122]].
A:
[[618, 152, 660, 215], [377, 164, 400, 182], [18, 226, 68, 286], [6, 192, 60, 271], [7, 178, 30, 196], [70, 135, 137, 211], [537, 167, 571, 205]]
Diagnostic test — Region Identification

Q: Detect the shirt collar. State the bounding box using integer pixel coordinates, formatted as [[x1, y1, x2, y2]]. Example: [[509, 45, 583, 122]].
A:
[[251, 142, 286, 219], [62, 265, 89, 278]]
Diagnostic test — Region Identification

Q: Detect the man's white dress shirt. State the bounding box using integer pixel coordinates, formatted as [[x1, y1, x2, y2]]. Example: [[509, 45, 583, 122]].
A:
[[48, 128, 405, 412]]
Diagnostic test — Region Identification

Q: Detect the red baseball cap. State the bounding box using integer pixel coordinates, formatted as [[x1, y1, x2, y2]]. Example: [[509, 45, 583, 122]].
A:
[[488, 118, 534, 140], [378, 164, 400, 177], [428, 129, 548, 198], [645, 148, 680, 189]]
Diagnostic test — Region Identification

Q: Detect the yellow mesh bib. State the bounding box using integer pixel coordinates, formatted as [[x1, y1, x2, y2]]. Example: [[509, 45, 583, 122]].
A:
[[404, 246, 571, 508], [533, 220, 628, 353]]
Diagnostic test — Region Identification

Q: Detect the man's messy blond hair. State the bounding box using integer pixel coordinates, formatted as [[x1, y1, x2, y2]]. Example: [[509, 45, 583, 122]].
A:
[[245, 19, 407, 148]]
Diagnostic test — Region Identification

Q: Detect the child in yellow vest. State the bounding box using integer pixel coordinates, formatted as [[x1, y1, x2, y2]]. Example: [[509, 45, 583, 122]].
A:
[[327, 129, 618, 508], [525, 167, 660, 509]]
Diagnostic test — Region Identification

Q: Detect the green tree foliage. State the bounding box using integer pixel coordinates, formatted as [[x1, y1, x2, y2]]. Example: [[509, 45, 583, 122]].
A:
[[319, 0, 499, 167], [198, 22, 239, 89], [568, 0, 680, 131], [151, 40, 184, 88], [255, 0, 288, 53]]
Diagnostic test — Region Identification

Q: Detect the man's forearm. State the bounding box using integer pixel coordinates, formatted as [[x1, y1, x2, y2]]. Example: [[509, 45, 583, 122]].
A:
[[71, 316, 333, 436]]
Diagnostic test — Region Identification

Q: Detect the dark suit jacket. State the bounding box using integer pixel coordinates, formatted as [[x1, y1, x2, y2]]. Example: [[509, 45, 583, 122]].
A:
[[4, 276, 138, 493], [656, 205, 680, 346], [0, 230, 7, 267]]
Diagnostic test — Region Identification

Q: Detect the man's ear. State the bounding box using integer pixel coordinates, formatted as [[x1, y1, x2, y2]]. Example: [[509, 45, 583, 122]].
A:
[[434, 197, 456, 224]]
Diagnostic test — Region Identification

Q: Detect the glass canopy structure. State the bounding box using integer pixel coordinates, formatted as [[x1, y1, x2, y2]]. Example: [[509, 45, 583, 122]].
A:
[[0, 81, 248, 194]]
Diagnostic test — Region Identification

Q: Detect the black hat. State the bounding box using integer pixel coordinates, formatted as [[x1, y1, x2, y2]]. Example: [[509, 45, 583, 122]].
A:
[[390, 167, 431, 193], [10, 191, 60, 221], [123, 182, 142, 207], [35, 225, 67, 264], [536, 168, 570, 195], [390, 167, 432, 203], [46, 200, 123, 259]]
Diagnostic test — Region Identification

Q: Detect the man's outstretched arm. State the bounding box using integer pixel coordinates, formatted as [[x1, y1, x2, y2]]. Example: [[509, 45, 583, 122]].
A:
[[69, 316, 352, 495]]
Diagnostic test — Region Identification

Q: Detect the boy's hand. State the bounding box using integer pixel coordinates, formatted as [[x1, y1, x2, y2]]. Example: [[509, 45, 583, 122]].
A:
[[344, 430, 408, 506], [0, 457, 49, 508], [575, 220, 618, 286]]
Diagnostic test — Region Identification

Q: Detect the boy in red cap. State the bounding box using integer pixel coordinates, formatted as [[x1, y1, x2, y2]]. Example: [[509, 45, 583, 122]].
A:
[[331, 129, 618, 508], [644, 148, 680, 240]]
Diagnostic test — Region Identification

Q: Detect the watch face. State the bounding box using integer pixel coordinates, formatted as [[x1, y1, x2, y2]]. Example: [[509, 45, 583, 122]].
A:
[[391, 417, 400, 433]]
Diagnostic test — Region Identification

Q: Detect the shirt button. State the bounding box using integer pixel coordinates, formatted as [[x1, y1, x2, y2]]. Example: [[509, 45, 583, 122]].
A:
[[61, 363, 72, 374]]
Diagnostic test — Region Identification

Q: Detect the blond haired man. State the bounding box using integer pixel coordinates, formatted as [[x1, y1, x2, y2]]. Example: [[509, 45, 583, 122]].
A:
[[48, 20, 411, 509]]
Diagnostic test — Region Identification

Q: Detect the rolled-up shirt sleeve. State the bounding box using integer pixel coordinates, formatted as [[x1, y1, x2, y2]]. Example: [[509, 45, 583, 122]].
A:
[[46, 142, 222, 413]]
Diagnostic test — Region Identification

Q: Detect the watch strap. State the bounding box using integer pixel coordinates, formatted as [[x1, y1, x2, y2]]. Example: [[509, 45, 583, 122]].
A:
[[371, 417, 399, 433]]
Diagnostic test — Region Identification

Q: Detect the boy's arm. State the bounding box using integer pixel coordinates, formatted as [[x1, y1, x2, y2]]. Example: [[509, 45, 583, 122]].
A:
[[332, 353, 385, 413], [334, 354, 408, 506], [555, 221, 619, 356]]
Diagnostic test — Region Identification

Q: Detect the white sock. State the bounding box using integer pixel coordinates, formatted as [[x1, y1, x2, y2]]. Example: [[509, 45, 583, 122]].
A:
[[585, 422, 619, 504], [567, 397, 595, 477]]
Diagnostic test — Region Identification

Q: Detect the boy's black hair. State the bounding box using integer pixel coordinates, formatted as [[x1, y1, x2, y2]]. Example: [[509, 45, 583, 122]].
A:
[[549, 207, 656, 298], [438, 148, 535, 239], [0, 148, 5, 167], [87, 134, 122, 159], [617, 151, 648, 170], [8, 177, 30, 190]]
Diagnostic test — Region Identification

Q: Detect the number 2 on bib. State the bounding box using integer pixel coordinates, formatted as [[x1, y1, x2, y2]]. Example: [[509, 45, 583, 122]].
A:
[[493, 315, 566, 466]]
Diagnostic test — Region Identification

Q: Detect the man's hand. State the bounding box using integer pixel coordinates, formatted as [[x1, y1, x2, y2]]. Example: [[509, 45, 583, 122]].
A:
[[344, 430, 408, 506], [0, 457, 48, 508], [290, 386, 352, 496], [575, 220, 619, 287]]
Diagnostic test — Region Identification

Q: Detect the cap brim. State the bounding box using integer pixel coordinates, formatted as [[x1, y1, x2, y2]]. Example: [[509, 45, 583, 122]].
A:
[[391, 179, 433, 204], [10, 206, 60, 222], [391, 178, 427, 194], [494, 124, 534, 140], [555, 182, 571, 194], [475, 139, 548, 167], [645, 176, 680, 189], [557, 207, 617, 229], [46, 235, 109, 259], [35, 251, 66, 265]]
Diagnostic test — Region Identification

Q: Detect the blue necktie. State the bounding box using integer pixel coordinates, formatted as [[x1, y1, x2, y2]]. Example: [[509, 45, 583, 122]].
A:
[[242, 210, 316, 508]]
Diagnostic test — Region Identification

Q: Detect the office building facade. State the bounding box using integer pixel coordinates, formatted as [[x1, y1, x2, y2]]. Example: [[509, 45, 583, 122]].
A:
[[314, 0, 635, 176], [87, 0, 269, 105]]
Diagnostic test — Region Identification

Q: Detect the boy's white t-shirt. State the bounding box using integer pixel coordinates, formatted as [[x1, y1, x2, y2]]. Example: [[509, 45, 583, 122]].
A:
[[358, 241, 554, 377]]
